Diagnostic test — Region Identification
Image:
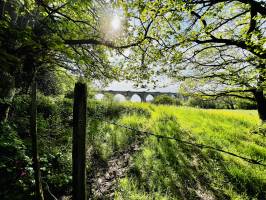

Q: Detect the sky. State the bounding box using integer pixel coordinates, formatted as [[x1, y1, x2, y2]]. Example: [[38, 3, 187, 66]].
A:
[[106, 80, 179, 92]]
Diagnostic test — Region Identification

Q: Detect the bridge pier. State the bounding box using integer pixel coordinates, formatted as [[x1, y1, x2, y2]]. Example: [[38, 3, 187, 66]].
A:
[[139, 94, 146, 102], [125, 95, 132, 101]]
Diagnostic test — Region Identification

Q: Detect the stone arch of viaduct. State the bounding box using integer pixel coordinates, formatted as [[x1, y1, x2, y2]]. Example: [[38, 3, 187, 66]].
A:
[[96, 90, 179, 102]]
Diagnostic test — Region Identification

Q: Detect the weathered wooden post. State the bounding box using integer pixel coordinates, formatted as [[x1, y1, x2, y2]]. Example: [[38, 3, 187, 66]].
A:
[[72, 82, 87, 200], [30, 78, 44, 200]]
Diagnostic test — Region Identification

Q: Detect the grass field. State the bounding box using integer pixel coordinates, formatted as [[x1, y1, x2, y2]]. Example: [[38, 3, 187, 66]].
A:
[[91, 103, 266, 200]]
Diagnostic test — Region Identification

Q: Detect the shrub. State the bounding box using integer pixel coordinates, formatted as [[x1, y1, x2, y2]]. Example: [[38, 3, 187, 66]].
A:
[[187, 97, 217, 109], [235, 99, 257, 110], [0, 122, 33, 200], [186, 96, 258, 110], [9, 95, 31, 138], [37, 69, 63, 96], [4, 90, 84, 198], [37, 93, 58, 118], [153, 95, 180, 106]]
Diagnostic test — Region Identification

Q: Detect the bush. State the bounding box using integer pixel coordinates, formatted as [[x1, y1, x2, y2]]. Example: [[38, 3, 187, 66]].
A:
[[186, 96, 258, 110], [10, 93, 74, 198], [0, 122, 33, 200], [187, 97, 217, 109], [37, 69, 63, 96], [36, 96, 73, 196], [37, 93, 59, 118], [153, 95, 181, 106], [235, 99, 257, 110], [9, 95, 31, 138]]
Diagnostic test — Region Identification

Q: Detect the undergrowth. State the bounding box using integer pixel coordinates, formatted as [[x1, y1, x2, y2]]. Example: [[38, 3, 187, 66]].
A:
[[2, 97, 265, 200]]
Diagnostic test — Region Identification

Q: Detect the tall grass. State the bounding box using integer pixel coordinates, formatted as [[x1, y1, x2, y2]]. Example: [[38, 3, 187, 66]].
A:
[[113, 104, 266, 200], [87, 101, 152, 161]]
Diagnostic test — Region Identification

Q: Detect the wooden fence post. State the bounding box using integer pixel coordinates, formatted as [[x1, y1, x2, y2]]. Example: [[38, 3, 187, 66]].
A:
[[30, 78, 44, 200], [72, 82, 87, 200]]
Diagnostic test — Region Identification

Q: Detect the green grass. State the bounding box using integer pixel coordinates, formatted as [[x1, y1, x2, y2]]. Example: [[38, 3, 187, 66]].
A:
[[109, 104, 266, 200], [87, 102, 152, 161]]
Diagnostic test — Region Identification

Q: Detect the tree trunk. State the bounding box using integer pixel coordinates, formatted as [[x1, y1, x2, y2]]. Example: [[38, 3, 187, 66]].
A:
[[0, 0, 6, 19], [0, 73, 16, 122], [72, 82, 87, 200], [254, 90, 266, 122], [0, 89, 16, 122], [30, 79, 44, 200]]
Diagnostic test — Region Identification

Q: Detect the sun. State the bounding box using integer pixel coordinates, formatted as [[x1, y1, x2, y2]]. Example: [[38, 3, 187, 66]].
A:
[[99, 8, 124, 40], [111, 15, 121, 31]]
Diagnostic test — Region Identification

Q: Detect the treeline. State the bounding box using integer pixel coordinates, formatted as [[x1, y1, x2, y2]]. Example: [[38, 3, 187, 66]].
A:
[[152, 94, 257, 110]]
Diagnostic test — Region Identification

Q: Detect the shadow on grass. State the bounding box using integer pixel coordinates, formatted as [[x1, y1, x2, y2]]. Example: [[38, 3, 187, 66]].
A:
[[125, 115, 266, 200]]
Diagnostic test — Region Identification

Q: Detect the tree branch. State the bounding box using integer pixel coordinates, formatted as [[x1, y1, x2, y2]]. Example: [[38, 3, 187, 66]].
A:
[[185, 0, 266, 16], [194, 38, 266, 59]]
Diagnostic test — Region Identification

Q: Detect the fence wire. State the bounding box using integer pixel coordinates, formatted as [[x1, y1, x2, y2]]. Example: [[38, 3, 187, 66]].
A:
[[90, 114, 266, 167]]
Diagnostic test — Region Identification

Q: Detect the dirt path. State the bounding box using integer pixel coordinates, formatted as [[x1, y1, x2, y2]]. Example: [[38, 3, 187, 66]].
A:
[[89, 134, 145, 200]]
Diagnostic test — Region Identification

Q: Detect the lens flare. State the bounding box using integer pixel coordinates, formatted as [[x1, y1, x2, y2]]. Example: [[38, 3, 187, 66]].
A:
[[99, 7, 124, 41], [111, 15, 121, 31]]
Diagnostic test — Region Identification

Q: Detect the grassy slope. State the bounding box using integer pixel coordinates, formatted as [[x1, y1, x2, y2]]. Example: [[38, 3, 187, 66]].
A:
[[113, 104, 266, 200]]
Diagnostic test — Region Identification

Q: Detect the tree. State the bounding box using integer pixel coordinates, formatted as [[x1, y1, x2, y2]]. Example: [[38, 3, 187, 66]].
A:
[[0, 1, 152, 199], [175, 0, 266, 121], [115, 0, 266, 121], [0, 0, 111, 121], [2, 1, 265, 122], [0, 0, 55, 121], [28, 0, 266, 121]]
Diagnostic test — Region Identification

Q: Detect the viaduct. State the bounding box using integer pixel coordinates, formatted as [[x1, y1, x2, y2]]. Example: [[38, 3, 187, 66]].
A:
[[96, 90, 182, 102]]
